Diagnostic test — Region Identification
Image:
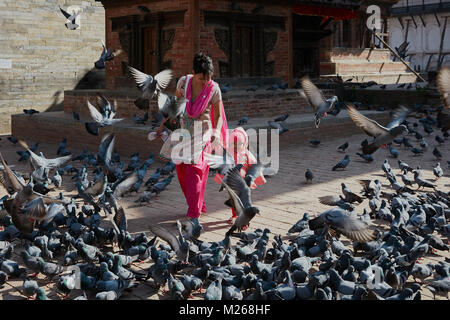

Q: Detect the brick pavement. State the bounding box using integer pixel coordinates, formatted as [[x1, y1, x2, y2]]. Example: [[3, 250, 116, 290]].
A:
[[0, 121, 449, 300]]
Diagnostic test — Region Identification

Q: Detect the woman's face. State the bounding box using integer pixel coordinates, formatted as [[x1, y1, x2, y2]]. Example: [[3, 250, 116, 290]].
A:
[[193, 72, 212, 88]]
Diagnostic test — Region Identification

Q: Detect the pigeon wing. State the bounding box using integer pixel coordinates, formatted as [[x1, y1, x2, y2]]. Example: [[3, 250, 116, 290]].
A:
[[318, 195, 341, 206], [0, 152, 25, 194], [220, 180, 245, 217], [204, 148, 235, 174], [347, 104, 388, 137], [327, 213, 376, 242], [113, 172, 138, 197], [87, 101, 104, 124], [128, 66, 153, 92], [22, 197, 47, 220], [301, 76, 326, 111], [437, 66, 450, 108], [154, 69, 173, 91], [148, 224, 180, 252], [224, 166, 252, 208], [386, 105, 409, 130], [59, 6, 71, 19]]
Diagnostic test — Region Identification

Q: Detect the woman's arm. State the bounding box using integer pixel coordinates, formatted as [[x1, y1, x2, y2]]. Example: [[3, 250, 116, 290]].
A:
[[212, 100, 223, 141]]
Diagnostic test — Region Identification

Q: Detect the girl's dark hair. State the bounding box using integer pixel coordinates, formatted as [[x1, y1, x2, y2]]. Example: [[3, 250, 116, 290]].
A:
[[193, 52, 214, 75]]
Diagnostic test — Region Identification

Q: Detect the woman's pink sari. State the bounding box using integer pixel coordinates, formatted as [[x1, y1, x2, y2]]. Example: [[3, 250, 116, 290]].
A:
[[185, 75, 229, 148]]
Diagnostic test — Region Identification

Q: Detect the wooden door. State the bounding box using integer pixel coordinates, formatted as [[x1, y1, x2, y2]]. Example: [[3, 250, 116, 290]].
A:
[[143, 26, 157, 75], [236, 25, 253, 77]]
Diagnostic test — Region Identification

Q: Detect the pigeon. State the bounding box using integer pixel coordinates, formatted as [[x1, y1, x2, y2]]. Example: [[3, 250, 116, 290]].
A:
[[18, 140, 72, 172], [341, 183, 364, 204], [148, 223, 190, 263], [301, 76, 338, 128], [205, 278, 223, 300], [247, 84, 259, 92], [420, 138, 428, 150], [157, 93, 186, 122], [435, 135, 445, 145], [220, 166, 260, 236], [433, 147, 442, 159], [356, 152, 374, 162], [59, 6, 80, 30], [133, 112, 149, 125], [338, 142, 349, 152], [237, 116, 249, 125], [220, 83, 231, 94], [347, 104, 409, 154], [398, 160, 413, 172], [413, 170, 436, 189], [332, 155, 350, 171], [128, 66, 173, 100], [252, 4, 264, 14], [433, 163, 443, 180], [389, 146, 399, 158], [309, 140, 321, 147], [7, 137, 18, 144], [268, 121, 289, 135], [436, 66, 450, 132], [23, 109, 39, 115], [94, 40, 122, 69], [274, 114, 289, 122], [410, 147, 423, 156], [137, 5, 151, 13], [305, 169, 313, 183], [85, 95, 123, 136], [309, 208, 377, 242]]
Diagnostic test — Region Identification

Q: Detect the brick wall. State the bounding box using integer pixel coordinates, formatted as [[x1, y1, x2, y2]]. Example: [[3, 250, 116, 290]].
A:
[[0, 0, 105, 134], [103, 0, 292, 89], [62, 88, 315, 122]]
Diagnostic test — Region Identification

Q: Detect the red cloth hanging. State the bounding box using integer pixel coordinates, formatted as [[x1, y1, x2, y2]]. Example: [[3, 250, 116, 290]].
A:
[[292, 5, 358, 21]]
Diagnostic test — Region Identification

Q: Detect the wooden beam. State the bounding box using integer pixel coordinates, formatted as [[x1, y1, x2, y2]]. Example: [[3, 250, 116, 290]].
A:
[[419, 14, 426, 27], [398, 16, 404, 30], [372, 31, 426, 82], [434, 13, 441, 27], [410, 15, 418, 29], [437, 16, 449, 69]]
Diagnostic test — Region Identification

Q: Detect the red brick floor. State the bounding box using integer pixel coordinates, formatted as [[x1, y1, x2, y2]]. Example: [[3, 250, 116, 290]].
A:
[[0, 124, 449, 300]]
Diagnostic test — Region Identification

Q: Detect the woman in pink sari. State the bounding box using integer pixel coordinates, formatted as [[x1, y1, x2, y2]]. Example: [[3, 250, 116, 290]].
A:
[[157, 53, 228, 226]]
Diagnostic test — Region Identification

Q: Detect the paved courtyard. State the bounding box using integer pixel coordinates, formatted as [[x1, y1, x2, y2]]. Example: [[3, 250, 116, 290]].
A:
[[0, 123, 449, 300]]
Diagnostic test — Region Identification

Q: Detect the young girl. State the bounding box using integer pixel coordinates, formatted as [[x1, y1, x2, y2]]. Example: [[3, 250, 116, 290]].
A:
[[214, 127, 266, 225]]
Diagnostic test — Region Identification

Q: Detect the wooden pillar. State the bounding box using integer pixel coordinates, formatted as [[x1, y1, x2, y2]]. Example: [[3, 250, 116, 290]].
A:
[[189, 0, 200, 69], [288, 11, 293, 86]]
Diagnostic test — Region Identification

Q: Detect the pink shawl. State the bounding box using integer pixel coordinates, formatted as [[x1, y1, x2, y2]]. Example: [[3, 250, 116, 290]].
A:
[[185, 75, 229, 147]]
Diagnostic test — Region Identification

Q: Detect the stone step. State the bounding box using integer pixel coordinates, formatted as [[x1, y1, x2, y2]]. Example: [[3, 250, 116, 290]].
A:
[[11, 109, 391, 158], [320, 48, 392, 62], [320, 61, 410, 74], [320, 72, 418, 84]]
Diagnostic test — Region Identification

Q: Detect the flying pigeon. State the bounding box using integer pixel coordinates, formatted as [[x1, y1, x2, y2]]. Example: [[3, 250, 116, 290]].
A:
[[128, 66, 173, 100], [59, 6, 80, 30], [301, 76, 338, 128], [85, 95, 123, 136], [347, 104, 409, 154], [94, 40, 122, 69]]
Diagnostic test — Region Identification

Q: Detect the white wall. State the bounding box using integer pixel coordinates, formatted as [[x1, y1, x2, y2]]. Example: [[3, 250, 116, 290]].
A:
[[389, 12, 450, 72]]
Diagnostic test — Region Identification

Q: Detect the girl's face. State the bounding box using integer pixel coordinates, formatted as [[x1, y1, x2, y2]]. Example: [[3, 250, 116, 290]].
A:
[[193, 72, 212, 88]]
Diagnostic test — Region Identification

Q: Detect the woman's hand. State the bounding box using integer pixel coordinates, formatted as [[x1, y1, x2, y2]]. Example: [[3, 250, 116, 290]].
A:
[[211, 130, 222, 152]]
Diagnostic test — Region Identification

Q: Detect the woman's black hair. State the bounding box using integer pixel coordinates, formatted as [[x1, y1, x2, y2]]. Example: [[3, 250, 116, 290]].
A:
[[193, 52, 214, 76]]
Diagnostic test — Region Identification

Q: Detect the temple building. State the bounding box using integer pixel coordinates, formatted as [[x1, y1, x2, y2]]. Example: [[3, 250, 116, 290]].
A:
[[99, 0, 405, 89]]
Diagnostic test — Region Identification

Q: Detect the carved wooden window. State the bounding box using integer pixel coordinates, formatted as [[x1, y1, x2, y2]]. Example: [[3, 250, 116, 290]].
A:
[[205, 11, 285, 78]]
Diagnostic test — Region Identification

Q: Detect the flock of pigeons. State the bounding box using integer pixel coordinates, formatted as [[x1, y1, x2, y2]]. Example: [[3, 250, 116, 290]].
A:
[[3, 9, 450, 298]]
